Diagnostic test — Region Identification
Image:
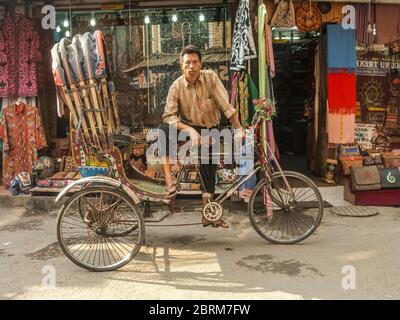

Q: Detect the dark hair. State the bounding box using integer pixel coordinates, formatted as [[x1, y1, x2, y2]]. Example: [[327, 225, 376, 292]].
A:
[[180, 45, 202, 62]]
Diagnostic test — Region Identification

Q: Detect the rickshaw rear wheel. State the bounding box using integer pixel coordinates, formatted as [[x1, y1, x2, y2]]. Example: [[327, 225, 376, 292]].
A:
[[57, 186, 145, 271]]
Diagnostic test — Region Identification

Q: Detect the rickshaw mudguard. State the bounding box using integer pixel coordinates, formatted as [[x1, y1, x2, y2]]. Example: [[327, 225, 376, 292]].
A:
[[55, 176, 141, 204]]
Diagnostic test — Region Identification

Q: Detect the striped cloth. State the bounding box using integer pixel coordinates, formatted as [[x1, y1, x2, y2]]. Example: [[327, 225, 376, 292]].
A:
[[162, 69, 236, 128]]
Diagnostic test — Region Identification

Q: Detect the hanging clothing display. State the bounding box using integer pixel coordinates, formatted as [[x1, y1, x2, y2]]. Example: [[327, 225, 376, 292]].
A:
[[232, 72, 258, 129], [375, 4, 400, 45], [258, 4, 278, 159], [0, 103, 47, 187], [0, 15, 41, 97], [355, 3, 375, 45], [327, 113, 356, 145], [326, 25, 357, 145], [327, 72, 357, 114], [264, 20, 275, 78], [230, 0, 257, 71], [327, 25, 356, 70]]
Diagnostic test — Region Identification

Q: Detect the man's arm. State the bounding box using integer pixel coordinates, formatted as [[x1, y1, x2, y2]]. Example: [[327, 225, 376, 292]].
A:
[[229, 111, 242, 130]]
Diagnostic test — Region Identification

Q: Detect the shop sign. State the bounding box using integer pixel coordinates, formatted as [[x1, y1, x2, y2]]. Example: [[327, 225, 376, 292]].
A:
[[101, 3, 124, 10], [356, 58, 400, 77], [354, 123, 376, 149]]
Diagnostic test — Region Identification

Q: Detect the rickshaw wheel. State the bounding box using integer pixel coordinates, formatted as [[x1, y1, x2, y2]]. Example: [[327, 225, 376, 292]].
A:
[[57, 186, 145, 271]]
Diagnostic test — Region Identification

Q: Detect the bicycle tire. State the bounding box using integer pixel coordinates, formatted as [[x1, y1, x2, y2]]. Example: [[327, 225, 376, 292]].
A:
[[57, 186, 145, 271], [248, 171, 323, 244]]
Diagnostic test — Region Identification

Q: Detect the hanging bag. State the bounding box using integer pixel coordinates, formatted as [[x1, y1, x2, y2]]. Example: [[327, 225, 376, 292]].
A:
[[271, 0, 296, 28], [295, 1, 322, 32]]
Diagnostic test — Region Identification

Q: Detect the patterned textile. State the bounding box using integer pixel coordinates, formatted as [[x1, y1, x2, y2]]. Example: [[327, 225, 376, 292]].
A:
[[295, 1, 322, 32], [0, 103, 47, 187], [230, 0, 257, 71], [270, 0, 296, 28], [327, 25, 356, 70], [0, 15, 41, 97], [230, 72, 240, 108], [238, 72, 249, 127], [162, 70, 236, 128]]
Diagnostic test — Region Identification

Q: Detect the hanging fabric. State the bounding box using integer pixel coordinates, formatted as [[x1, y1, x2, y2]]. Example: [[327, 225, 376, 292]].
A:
[[264, 19, 275, 78], [295, 0, 322, 32], [238, 72, 249, 127], [326, 25, 357, 145], [375, 4, 400, 45], [270, 0, 296, 28], [0, 15, 42, 97], [327, 72, 357, 114], [258, 4, 278, 159], [355, 3, 375, 46], [230, 0, 257, 71], [327, 113, 356, 145], [327, 25, 356, 70], [0, 103, 47, 187]]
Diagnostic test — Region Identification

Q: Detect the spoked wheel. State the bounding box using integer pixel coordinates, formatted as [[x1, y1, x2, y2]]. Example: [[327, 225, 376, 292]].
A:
[[57, 186, 145, 271], [248, 171, 323, 244]]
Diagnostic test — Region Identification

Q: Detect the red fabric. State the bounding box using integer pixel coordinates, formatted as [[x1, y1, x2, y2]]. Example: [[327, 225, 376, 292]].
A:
[[0, 103, 47, 187], [328, 72, 357, 114], [0, 15, 41, 97]]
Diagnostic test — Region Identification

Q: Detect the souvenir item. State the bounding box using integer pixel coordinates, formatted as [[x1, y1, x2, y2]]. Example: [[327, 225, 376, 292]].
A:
[[322, 159, 338, 184], [379, 168, 400, 189], [33, 156, 55, 179], [10, 172, 33, 195], [295, 1, 322, 32], [351, 166, 381, 191], [370, 125, 391, 150], [271, 0, 296, 28], [317, 2, 332, 14], [37, 179, 52, 188], [50, 171, 68, 180]]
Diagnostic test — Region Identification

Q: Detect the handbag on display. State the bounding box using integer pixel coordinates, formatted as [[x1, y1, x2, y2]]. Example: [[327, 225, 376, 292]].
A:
[[295, 0, 322, 32], [350, 166, 381, 192], [363, 153, 384, 168], [339, 144, 360, 157], [271, 0, 296, 28], [379, 168, 400, 189]]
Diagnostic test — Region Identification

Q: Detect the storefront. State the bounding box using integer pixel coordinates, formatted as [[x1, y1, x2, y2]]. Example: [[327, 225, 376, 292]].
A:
[[0, 0, 399, 204]]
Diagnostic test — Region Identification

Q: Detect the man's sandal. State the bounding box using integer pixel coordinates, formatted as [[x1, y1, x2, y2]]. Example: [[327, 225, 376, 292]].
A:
[[212, 219, 229, 228]]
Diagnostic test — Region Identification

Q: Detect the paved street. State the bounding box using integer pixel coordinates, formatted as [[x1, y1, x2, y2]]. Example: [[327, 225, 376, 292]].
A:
[[0, 196, 399, 300]]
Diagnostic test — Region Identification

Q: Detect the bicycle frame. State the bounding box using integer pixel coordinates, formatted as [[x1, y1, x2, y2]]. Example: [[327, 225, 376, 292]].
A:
[[180, 109, 297, 207]]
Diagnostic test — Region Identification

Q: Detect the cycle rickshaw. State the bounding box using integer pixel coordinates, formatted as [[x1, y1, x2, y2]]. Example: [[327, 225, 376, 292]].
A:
[[52, 32, 323, 272]]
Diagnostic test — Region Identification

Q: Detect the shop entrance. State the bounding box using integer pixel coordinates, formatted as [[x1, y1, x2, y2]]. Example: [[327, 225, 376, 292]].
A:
[[272, 30, 319, 177]]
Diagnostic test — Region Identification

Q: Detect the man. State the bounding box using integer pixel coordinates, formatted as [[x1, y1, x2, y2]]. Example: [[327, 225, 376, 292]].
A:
[[159, 45, 244, 228]]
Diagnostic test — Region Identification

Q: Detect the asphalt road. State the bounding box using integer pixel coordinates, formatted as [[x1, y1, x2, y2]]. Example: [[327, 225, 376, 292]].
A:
[[0, 200, 399, 300]]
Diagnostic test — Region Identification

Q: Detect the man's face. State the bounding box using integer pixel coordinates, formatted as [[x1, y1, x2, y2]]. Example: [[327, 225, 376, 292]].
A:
[[181, 53, 202, 82]]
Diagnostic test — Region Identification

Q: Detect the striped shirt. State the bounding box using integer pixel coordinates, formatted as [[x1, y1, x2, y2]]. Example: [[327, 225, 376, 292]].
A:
[[162, 69, 236, 128]]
